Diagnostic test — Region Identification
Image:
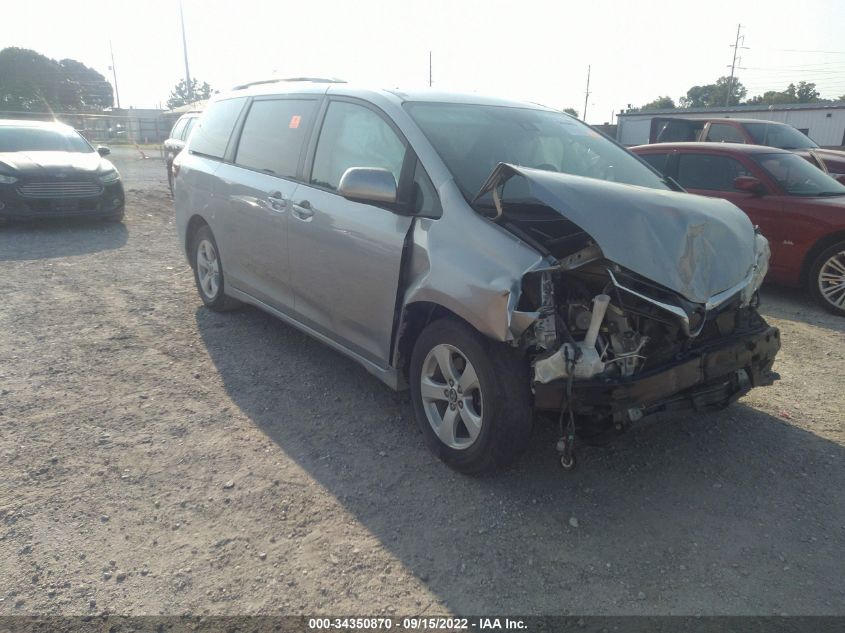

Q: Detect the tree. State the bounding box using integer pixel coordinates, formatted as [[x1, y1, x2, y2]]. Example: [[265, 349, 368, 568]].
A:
[[167, 78, 213, 110], [0, 47, 111, 112], [746, 81, 823, 106], [563, 107, 579, 117], [795, 81, 821, 103], [840, 95, 845, 102], [638, 96, 676, 111], [59, 58, 114, 109], [680, 76, 747, 108]]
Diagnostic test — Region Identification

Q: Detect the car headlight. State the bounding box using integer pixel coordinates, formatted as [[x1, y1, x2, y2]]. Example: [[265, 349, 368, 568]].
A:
[[0, 174, 17, 184], [99, 170, 121, 184]]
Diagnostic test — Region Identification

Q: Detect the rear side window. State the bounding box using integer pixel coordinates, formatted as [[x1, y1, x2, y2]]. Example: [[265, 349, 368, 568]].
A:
[[707, 123, 745, 143], [639, 152, 670, 175], [170, 118, 187, 140], [235, 99, 317, 178], [189, 98, 247, 159], [310, 101, 406, 191], [676, 154, 751, 191]]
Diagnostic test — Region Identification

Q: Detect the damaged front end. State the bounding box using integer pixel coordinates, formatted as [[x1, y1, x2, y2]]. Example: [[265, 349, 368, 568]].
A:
[[474, 164, 780, 445]]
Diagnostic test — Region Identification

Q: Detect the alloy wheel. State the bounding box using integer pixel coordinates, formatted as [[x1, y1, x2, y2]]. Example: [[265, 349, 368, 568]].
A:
[[818, 249, 845, 310], [420, 343, 483, 450], [196, 239, 220, 300]]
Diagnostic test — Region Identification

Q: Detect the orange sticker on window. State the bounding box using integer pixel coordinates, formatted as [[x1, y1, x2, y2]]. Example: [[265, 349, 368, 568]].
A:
[[289, 115, 301, 129]]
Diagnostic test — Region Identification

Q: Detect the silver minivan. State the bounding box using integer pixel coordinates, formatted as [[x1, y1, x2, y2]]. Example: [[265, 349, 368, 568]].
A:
[[174, 79, 780, 473]]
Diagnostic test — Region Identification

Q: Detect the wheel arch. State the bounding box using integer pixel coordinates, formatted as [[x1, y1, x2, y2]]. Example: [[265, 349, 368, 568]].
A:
[[800, 229, 845, 286], [184, 214, 210, 265], [394, 301, 477, 387]]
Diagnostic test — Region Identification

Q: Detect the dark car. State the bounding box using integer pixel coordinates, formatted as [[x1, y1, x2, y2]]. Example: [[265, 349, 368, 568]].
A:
[[0, 120, 124, 222], [632, 142, 845, 315], [164, 112, 201, 194], [649, 117, 845, 178]]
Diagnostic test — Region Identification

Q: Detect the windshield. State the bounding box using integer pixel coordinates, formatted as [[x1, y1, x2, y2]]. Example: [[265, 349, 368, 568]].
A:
[[754, 152, 845, 197], [404, 102, 669, 197], [744, 122, 818, 149], [0, 126, 94, 153]]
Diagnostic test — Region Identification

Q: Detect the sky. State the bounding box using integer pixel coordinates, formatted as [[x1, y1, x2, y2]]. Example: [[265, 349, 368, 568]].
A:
[[2, 0, 844, 122]]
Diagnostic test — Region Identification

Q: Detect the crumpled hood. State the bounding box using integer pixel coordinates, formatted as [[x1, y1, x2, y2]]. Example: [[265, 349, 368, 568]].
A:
[[0, 151, 108, 176], [475, 163, 759, 304]]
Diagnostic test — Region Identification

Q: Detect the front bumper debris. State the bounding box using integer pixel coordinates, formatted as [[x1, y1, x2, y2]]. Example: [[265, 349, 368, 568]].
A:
[[534, 325, 781, 413]]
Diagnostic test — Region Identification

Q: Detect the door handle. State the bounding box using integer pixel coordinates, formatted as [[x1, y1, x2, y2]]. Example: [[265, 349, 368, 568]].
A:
[[292, 199, 314, 220], [268, 190, 287, 211]]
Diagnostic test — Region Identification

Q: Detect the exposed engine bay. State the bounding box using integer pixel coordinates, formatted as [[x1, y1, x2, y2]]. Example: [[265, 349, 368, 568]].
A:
[[473, 163, 781, 466]]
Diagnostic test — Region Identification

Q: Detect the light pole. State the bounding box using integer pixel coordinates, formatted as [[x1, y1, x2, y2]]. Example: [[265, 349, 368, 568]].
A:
[[179, 0, 193, 102]]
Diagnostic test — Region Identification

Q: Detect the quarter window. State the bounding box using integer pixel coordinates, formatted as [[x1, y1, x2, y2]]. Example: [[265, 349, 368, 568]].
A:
[[413, 161, 441, 216], [235, 99, 317, 178], [189, 97, 247, 159], [707, 124, 746, 143], [311, 101, 406, 191], [676, 154, 751, 191]]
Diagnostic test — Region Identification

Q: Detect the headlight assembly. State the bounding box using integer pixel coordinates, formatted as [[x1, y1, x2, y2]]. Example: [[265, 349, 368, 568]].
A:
[[0, 174, 17, 184], [98, 170, 121, 184]]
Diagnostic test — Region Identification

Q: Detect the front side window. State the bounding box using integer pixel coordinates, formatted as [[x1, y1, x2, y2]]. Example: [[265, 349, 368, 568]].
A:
[[707, 123, 746, 143], [405, 102, 669, 198], [235, 99, 317, 178], [638, 152, 670, 175], [189, 97, 247, 159], [754, 152, 845, 197], [0, 126, 93, 153], [744, 122, 817, 149], [182, 117, 198, 140], [311, 101, 406, 191], [676, 154, 751, 192]]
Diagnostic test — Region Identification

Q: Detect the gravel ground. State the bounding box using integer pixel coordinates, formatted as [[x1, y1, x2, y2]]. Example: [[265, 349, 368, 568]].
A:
[[0, 150, 843, 617]]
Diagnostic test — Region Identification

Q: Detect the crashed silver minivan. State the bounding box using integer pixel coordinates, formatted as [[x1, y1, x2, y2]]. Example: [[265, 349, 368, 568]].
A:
[[173, 79, 780, 473]]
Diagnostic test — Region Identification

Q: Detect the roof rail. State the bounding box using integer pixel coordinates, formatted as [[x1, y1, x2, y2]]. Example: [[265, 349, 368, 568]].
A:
[[232, 77, 347, 90]]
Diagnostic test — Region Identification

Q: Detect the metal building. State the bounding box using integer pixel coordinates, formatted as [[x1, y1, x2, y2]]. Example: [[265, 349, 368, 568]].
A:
[[616, 101, 845, 148]]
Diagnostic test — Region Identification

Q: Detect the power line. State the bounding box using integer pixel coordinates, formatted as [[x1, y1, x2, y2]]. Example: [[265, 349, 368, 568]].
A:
[[726, 24, 749, 106], [582, 65, 591, 122]]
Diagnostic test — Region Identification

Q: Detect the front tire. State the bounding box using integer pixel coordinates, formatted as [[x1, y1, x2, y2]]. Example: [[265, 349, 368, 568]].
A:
[[409, 319, 533, 474], [808, 240, 845, 316], [191, 225, 240, 312]]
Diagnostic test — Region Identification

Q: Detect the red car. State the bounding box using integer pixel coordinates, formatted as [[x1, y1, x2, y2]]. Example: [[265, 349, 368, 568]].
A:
[[648, 117, 845, 177], [631, 142, 845, 315]]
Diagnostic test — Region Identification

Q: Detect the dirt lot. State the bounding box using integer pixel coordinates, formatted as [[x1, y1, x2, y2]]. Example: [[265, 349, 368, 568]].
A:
[[1, 147, 844, 617]]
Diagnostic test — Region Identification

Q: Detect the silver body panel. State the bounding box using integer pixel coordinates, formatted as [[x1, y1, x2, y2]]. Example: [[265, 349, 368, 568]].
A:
[[174, 82, 763, 391]]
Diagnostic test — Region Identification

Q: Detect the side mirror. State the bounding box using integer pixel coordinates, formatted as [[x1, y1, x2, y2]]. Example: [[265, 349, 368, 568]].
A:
[[834, 174, 845, 186], [338, 167, 397, 204], [97, 146, 111, 157], [734, 176, 763, 194]]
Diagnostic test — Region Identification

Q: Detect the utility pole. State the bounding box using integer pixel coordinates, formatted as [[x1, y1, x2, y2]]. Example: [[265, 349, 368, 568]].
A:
[[179, 0, 193, 102], [726, 24, 748, 107], [429, 51, 432, 87], [108, 40, 121, 109], [582, 65, 591, 122]]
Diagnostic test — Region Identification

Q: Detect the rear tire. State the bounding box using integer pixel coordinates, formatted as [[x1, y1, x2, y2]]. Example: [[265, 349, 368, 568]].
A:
[[191, 225, 241, 312], [409, 319, 533, 474], [808, 240, 845, 316]]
